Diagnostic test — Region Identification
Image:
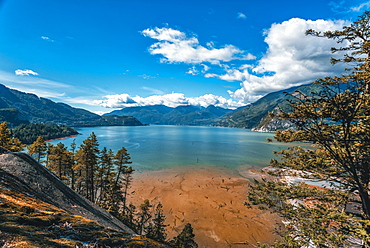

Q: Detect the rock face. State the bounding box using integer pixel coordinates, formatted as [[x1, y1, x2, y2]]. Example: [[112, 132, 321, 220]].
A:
[[0, 152, 134, 234]]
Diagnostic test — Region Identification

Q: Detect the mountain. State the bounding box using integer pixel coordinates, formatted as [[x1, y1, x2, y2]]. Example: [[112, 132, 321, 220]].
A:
[[107, 105, 173, 124], [0, 84, 145, 127], [0, 152, 167, 247], [0, 108, 30, 127], [105, 105, 233, 126], [216, 83, 324, 131]]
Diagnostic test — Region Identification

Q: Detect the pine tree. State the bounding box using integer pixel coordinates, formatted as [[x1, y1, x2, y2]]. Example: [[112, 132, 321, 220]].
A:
[[28, 136, 47, 162], [96, 147, 116, 207], [47, 142, 74, 185], [248, 12, 370, 246], [146, 203, 167, 243], [114, 147, 134, 211], [169, 223, 198, 248], [136, 199, 152, 235], [74, 132, 99, 201], [122, 203, 137, 232], [0, 122, 24, 152]]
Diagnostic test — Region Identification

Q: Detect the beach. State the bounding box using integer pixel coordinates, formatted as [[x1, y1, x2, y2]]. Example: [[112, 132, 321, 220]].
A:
[[129, 165, 283, 248]]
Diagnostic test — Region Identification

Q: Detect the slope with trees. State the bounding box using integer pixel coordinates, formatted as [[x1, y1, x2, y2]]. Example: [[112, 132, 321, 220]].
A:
[[247, 12, 370, 247], [105, 104, 232, 126], [0, 84, 145, 127], [0, 121, 198, 246], [12, 123, 79, 144]]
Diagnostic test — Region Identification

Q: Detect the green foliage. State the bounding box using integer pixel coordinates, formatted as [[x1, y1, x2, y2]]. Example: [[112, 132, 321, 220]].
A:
[[0, 108, 29, 127], [0, 84, 145, 127], [146, 203, 167, 243], [28, 136, 47, 162], [0, 122, 24, 152], [74, 132, 100, 202], [12, 123, 79, 144], [168, 223, 198, 248], [248, 12, 370, 247], [108, 105, 232, 126]]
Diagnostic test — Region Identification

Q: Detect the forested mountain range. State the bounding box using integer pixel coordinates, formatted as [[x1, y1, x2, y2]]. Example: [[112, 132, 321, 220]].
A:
[[0, 84, 144, 127], [105, 104, 233, 126], [106, 83, 324, 131], [0, 82, 325, 131], [216, 83, 324, 131]]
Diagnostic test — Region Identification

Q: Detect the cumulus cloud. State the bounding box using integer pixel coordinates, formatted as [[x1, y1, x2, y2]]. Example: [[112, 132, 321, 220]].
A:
[[141, 27, 255, 64], [93, 18, 351, 110], [211, 18, 349, 104], [94, 92, 244, 109], [15, 69, 39, 76]]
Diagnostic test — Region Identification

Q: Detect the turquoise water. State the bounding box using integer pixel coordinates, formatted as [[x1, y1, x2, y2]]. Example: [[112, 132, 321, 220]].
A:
[[49, 125, 284, 172]]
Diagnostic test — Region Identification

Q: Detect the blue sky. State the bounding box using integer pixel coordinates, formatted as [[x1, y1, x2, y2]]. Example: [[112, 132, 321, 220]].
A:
[[0, 0, 368, 114]]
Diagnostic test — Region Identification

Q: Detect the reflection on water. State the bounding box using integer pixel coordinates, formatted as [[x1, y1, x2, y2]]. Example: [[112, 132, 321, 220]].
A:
[[49, 125, 284, 172]]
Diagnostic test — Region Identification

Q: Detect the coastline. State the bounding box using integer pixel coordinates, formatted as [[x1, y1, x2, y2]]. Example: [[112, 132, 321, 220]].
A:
[[129, 165, 283, 248], [45, 134, 79, 142]]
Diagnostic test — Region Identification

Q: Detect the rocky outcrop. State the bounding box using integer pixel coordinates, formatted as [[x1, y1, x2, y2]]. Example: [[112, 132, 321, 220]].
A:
[[0, 152, 134, 234]]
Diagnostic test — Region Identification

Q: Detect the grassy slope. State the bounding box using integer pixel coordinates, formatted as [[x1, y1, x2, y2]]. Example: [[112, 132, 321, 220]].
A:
[[0, 164, 166, 248]]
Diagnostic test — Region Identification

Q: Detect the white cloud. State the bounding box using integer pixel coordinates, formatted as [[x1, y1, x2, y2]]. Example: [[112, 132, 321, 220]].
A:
[[94, 92, 244, 109], [237, 12, 247, 19], [210, 18, 349, 104], [41, 36, 55, 42], [187, 66, 199, 75], [139, 74, 156, 79], [187, 64, 211, 75], [141, 27, 255, 64], [1, 70, 73, 100], [351, 1, 370, 11], [15, 69, 39, 76]]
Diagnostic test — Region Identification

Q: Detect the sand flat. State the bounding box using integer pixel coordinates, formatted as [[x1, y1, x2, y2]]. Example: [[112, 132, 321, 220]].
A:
[[129, 166, 283, 248]]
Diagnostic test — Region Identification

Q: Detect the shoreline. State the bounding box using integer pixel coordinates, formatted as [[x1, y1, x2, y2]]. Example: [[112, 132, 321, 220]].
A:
[[45, 134, 79, 142], [129, 165, 283, 248]]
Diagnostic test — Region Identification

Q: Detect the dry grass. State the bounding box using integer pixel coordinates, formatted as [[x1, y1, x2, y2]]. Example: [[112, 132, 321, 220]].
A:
[[0, 170, 166, 248]]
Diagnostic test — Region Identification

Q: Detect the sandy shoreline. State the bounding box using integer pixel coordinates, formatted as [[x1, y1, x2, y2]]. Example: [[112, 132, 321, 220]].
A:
[[129, 165, 283, 248]]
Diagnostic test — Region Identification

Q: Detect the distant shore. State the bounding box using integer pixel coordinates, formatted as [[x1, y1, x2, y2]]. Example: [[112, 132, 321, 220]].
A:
[[129, 165, 283, 248], [45, 134, 79, 142]]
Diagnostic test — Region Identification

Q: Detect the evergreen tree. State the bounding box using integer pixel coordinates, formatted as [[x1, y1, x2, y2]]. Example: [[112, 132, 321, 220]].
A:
[[28, 136, 47, 162], [74, 132, 99, 201], [248, 12, 370, 246], [146, 203, 167, 243], [122, 203, 138, 232], [114, 147, 134, 211], [136, 199, 152, 235], [169, 223, 197, 248], [96, 147, 116, 207], [47, 142, 74, 185], [0, 122, 24, 152]]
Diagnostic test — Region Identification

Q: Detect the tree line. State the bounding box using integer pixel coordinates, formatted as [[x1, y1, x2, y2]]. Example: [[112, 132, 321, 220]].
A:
[[0, 123, 197, 247], [12, 123, 79, 144]]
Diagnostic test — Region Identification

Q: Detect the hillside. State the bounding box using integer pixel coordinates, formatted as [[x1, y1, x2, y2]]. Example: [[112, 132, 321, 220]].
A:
[[106, 105, 232, 126], [0, 152, 166, 247], [0, 84, 145, 127], [216, 83, 324, 131]]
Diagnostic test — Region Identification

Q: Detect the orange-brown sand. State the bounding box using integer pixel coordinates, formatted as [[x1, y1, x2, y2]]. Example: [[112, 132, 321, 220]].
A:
[[129, 166, 283, 248]]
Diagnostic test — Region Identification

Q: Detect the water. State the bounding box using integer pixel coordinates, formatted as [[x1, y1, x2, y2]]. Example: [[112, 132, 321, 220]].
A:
[[49, 125, 286, 172]]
